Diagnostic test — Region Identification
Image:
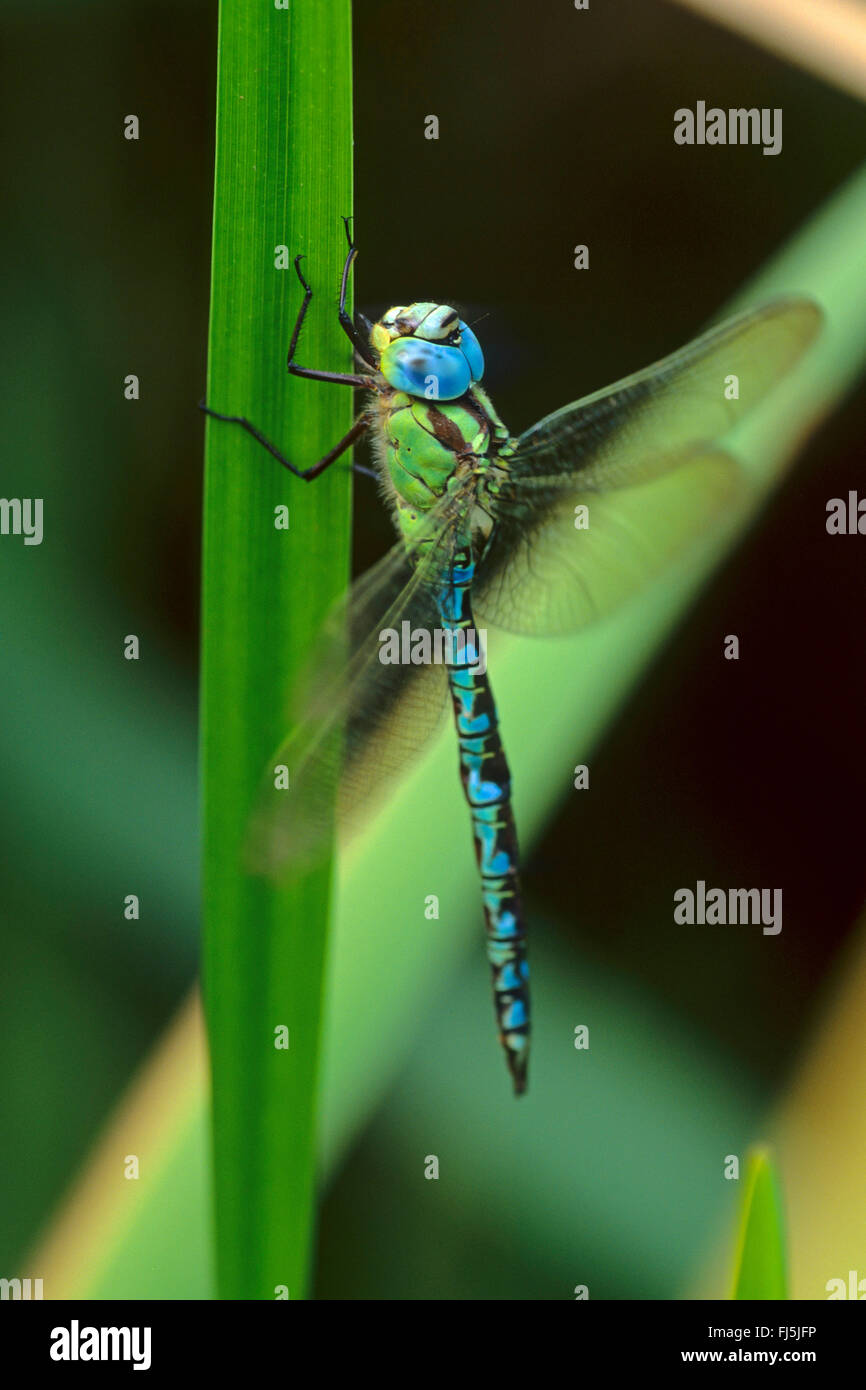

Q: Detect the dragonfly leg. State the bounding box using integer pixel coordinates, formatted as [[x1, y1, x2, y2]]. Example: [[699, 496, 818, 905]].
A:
[[338, 216, 378, 369], [287, 253, 375, 388], [199, 403, 370, 482]]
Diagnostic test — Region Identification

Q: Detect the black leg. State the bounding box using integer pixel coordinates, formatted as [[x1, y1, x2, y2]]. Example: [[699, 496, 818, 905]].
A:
[[287, 253, 374, 388], [337, 217, 379, 368], [200, 403, 370, 482]]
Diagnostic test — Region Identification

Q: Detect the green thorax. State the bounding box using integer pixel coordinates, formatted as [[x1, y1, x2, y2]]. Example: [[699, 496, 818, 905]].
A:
[[376, 383, 516, 548]]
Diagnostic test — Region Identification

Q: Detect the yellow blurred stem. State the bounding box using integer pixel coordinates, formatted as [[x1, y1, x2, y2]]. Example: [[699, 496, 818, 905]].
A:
[[772, 921, 866, 1299], [27, 989, 207, 1299], [668, 0, 866, 102], [693, 913, 866, 1298]]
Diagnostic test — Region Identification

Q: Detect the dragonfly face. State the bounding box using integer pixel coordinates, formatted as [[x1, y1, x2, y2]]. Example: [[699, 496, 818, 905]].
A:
[[370, 301, 485, 400]]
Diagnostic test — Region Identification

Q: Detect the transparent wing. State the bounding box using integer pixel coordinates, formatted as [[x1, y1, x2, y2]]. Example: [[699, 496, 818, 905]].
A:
[[476, 298, 820, 635], [515, 298, 821, 479], [248, 502, 460, 879], [476, 447, 744, 634]]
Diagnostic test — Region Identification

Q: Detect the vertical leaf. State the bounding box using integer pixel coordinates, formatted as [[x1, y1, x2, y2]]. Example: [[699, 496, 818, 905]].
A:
[[201, 0, 353, 1299], [731, 1147, 788, 1299]]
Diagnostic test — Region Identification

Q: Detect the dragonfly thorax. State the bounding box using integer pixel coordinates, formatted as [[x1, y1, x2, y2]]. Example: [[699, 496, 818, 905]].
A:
[[370, 302, 485, 402], [366, 304, 514, 551]]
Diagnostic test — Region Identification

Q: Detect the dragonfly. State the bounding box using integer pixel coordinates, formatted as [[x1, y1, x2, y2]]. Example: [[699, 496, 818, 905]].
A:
[[202, 220, 820, 1096]]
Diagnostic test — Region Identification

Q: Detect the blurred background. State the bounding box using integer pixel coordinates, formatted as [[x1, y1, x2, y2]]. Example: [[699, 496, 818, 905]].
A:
[[2, 0, 865, 1299]]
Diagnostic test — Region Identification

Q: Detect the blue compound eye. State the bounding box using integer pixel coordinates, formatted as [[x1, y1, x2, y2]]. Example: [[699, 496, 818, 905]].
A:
[[458, 322, 484, 381], [380, 338, 471, 400]]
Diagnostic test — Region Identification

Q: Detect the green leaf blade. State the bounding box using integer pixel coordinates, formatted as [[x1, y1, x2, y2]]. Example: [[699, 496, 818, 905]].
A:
[[201, 0, 353, 1300], [732, 1147, 789, 1300]]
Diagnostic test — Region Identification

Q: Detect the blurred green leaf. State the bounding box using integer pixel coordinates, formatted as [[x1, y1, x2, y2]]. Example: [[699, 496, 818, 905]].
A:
[[317, 926, 765, 1299], [732, 1147, 788, 1300]]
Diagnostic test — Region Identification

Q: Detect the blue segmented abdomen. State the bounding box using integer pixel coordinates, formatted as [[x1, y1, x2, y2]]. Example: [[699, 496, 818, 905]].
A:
[[435, 552, 530, 1095]]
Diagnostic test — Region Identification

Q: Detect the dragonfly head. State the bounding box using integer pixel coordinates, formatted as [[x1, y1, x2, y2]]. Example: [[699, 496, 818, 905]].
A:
[[370, 302, 485, 400]]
